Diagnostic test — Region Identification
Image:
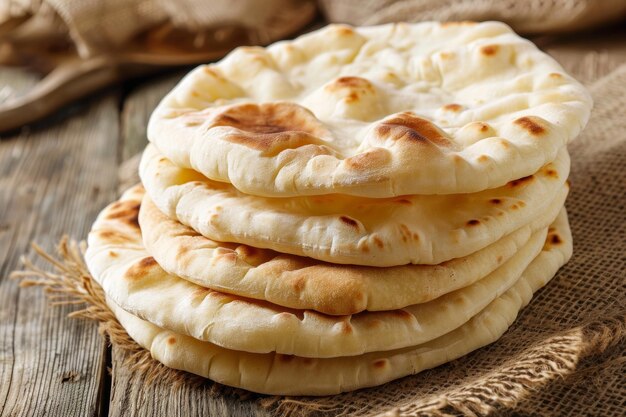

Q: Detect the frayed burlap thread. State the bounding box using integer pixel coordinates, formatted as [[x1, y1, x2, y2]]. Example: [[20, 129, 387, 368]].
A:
[[12, 66, 626, 417]]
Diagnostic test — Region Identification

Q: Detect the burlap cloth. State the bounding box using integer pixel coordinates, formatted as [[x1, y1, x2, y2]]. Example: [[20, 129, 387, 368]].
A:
[[320, 0, 626, 34], [1, 0, 316, 57]]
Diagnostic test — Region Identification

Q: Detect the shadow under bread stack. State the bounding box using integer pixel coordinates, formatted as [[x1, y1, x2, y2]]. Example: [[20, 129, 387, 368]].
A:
[[85, 22, 591, 395]]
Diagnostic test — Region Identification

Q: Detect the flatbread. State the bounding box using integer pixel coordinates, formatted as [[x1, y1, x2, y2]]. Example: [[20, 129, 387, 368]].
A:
[[140, 190, 562, 315], [140, 143, 569, 266], [147, 22, 591, 197], [107, 208, 572, 395], [87, 185, 551, 358]]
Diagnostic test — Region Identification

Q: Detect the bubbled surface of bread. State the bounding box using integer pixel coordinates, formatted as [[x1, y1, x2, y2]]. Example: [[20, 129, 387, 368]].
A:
[[148, 21, 591, 197]]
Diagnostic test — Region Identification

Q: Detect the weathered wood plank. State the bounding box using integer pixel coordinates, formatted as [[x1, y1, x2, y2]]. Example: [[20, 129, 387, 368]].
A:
[[0, 68, 119, 417]]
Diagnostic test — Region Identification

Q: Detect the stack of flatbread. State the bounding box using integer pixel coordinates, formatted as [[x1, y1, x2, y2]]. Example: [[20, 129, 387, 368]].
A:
[[85, 22, 591, 396]]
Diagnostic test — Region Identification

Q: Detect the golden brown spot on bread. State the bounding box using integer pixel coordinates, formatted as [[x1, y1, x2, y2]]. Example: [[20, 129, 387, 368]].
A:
[[395, 198, 412, 205], [278, 354, 295, 363], [514, 116, 547, 136], [508, 175, 534, 188], [167, 337, 176, 345], [372, 236, 384, 249], [125, 256, 158, 280], [497, 255, 503, 263], [490, 198, 502, 205], [550, 234, 563, 245], [549, 72, 563, 79], [340, 216, 359, 228], [138, 256, 157, 268], [480, 45, 499, 56], [344, 148, 391, 171], [336, 26, 355, 36], [346, 93, 358, 102], [399, 224, 412, 242], [477, 155, 489, 163], [373, 359, 389, 369], [466, 219, 481, 226], [376, 113, 453, 148], [477, 122, 490, 132], [105, 201, 140, 228], [97, 230, 135, 245], [443, 103, 462, 112], [108, 250, 118, 258], [544, 168, 559, 179], [325, 77, 376, 105], [327, 76, 373, 91], [209, 103, 329, 156]]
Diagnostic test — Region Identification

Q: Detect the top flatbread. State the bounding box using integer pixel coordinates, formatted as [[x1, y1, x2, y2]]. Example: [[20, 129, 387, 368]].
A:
[[148, 21, 591, 197]]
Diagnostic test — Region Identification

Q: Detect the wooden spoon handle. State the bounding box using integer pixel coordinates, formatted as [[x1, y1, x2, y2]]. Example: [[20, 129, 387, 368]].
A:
[[0, 56, 118, 133]]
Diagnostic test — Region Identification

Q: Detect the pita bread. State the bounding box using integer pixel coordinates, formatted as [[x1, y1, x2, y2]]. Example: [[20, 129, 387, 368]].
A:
[[87, 185, 553, 358], [147, 22, 591, 197], [140, 143, 569, 266], [139, 191, 562, 315], [106, 208, 572, 395]]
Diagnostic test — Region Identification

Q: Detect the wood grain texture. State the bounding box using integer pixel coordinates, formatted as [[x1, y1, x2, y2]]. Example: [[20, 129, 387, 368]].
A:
[[0, 69, 119, 417], [108, 348, 269, 417]]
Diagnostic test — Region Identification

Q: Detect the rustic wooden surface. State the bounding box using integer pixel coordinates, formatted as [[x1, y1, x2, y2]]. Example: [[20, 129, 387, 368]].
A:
[[0, 25, 624, 417]]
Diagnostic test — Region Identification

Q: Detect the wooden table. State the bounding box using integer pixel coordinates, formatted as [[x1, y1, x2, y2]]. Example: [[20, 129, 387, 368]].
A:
[[1, 26, 624, 417]]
